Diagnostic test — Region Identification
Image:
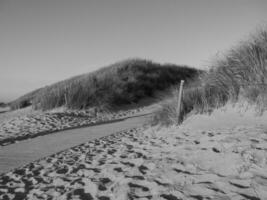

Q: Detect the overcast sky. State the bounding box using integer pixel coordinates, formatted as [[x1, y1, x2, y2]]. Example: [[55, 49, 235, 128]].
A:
[[0, 0, 267, 102]]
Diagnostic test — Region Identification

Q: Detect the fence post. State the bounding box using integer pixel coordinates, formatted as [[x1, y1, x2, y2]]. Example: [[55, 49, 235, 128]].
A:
[[177, 80, 184, 124], [64, 88, 68, 107]]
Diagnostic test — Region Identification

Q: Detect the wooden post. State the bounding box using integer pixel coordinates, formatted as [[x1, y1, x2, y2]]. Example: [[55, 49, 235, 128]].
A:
[[64, 91, 68, 107], [177, 80, 184, 124], [94, 107, 97, 118]]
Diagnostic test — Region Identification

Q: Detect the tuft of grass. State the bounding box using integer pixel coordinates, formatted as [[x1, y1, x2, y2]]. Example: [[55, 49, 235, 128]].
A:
[[152, 88, 180, 126], [155, 27, 267, 125], [10, 59, 199, 111]]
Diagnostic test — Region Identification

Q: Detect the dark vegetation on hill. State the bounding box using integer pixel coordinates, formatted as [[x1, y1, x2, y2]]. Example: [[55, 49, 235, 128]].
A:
[[9, 88, 42, 109], [155, 28, 267, 125], [0, 102, 6, 107], [10, 59, 200, 110]]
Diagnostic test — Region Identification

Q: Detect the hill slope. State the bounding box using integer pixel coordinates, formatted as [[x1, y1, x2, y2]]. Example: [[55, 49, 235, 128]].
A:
[[11, 59, 199, 110]]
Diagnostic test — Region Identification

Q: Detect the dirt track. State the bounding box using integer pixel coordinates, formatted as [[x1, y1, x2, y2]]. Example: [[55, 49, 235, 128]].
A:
[[0, 113, 152, 174]]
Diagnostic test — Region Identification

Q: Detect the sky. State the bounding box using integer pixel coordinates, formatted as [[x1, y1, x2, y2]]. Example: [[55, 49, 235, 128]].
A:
[[0, 0, 267, 102]]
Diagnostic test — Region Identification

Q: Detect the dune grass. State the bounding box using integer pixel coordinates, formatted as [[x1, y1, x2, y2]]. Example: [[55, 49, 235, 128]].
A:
[[155, 28, 267, 125], [0, 102, 7, 108], [10, 59, 199, 111]]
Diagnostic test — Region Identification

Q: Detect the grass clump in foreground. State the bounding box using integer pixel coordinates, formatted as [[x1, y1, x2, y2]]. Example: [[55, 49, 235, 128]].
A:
[[10, 59, 199, 111], [155, 28, 267, 126]]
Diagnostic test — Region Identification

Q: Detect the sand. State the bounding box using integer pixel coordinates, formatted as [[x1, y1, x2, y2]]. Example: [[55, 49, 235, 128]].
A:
[[0, 113, 152, 174], [0, 107, 145, 146], [0, 104, 266, 199]]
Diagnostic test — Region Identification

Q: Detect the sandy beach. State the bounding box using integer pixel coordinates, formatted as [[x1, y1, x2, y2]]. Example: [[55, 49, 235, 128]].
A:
[[0, 106, 266, 200]]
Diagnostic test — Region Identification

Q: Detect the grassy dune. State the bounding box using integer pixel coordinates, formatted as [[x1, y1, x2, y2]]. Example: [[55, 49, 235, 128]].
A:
[[10, 59, 199, 111], [156, 28, 267, 125]]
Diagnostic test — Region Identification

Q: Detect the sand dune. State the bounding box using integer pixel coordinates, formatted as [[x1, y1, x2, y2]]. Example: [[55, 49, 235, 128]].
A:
[[1, 120, 266, 199]]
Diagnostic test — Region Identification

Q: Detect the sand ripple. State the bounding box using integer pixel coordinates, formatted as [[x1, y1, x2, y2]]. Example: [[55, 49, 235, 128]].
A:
[[0, 124, 266, 199]]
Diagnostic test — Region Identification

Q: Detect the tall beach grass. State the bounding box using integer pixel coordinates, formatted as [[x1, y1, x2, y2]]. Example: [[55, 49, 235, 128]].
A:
[[155, 28, 267, 125]]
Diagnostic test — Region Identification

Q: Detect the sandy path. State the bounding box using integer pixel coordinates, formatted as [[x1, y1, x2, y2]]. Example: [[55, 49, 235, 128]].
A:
[[1, 125, 266, 200], [0, 113, 152, 174], [0, 107, 150, 146]]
